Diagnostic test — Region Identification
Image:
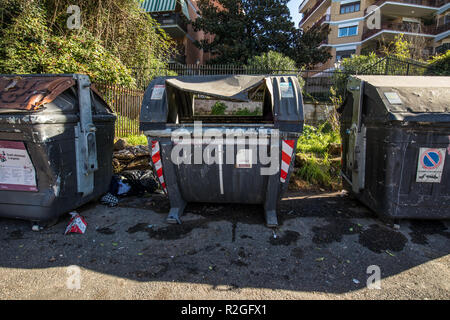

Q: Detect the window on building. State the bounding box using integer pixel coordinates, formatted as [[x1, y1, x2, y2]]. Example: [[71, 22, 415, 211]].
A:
[[336, 49, 356, 61], [338, 25, 358, 37], [340, 1, 360, 14]]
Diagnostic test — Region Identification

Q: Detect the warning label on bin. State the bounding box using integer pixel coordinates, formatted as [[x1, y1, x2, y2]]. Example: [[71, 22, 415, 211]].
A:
[[280, 82, 294, 98], [0, 141, 37, 191], [416, 148, 446, 183], [151, 85, 165, 100]]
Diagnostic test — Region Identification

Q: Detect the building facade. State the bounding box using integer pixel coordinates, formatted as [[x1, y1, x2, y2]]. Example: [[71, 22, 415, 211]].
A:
[[141, 0, 214, 64], [299, 0, 450, 72]]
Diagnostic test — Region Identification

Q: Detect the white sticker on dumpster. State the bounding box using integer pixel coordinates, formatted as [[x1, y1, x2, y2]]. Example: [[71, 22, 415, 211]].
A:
[[280, 82, 294, 98], [236, 149, 252, 168], [0, 141, 37, 191], [151, 85, 165, 100], [416, 148, 446, 183]]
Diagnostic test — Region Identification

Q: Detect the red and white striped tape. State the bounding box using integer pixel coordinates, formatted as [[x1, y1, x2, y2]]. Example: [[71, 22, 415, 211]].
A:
[[280, 140, 295, 183], [151, 140, 167, 193]]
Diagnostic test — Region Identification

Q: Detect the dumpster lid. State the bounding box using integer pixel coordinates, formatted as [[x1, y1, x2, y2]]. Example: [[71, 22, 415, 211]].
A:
[[354, 75, 450, 114], [165, 75, 266, 102], [0, 76, 76, 111]]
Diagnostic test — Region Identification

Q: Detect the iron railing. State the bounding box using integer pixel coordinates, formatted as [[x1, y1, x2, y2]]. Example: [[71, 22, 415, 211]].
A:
[[94, 56, 431, 137], [93, 82, 145, 137]]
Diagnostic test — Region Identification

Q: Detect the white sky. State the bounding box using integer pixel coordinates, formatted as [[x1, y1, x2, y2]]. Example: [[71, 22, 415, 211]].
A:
[[288, 0, 302, 28]]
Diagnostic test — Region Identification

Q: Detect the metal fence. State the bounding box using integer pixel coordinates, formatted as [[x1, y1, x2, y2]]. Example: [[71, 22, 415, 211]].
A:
[[93, 82, 144, 137], [359, 55, 428, 76], [95, 55, 430, 137]]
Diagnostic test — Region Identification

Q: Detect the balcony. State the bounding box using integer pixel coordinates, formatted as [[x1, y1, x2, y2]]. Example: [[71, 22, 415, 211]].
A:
[[152, 12, 188, 38], [300, 0, 327, 26], [362, 22, 441, 40], [435, 22, 450, 35], [365, 0, 443, 14], [313, 14, 331, 28]]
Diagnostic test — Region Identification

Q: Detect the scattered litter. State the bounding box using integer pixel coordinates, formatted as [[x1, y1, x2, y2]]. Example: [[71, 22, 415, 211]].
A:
[[18, 244, 23, 248], [64, 212, 87, 235], [346, 260, 350, 264], [31, 224, 42, 232], [272, 231, 277, 239], [352, 278, 360, 284], [385, 250, 396, 257], [393, 224, 400, 230], [100, 193, 119, 207], [315, 257, 325, 262]]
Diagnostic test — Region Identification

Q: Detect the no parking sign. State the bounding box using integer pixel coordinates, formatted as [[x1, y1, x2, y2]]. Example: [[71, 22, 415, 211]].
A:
[[416, 148, 446, 183]]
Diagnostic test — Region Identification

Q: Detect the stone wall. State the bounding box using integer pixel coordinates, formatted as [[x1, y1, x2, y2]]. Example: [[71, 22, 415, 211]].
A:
[[303, 103, 335, 125], [193, 98, 333, 124]]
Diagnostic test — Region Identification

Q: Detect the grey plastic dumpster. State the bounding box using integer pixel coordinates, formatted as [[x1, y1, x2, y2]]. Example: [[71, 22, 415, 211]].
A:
[[140, 75, 304, 226], [340, 75, 450, 220], [0, 74, 116, 223]]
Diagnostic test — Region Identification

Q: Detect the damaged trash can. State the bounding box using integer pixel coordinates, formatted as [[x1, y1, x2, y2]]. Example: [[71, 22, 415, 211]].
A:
[[340, 75, 450, 219], [140, 75, 304, 226], [0, 74, 116, 223]]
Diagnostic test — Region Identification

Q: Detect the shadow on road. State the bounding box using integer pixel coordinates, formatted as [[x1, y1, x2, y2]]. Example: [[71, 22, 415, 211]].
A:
[[0, 191, 449, 295]]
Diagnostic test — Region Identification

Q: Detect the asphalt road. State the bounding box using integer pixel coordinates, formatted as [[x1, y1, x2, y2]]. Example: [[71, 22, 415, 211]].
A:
[[0, 191, 449, 300]]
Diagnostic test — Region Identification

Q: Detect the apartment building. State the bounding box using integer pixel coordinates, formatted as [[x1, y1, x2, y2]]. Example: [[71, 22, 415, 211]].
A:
[[299, 0, 450, 72], [141, 0, 214, 64]]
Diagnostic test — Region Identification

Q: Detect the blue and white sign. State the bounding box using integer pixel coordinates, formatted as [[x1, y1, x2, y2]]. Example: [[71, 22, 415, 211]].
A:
[[416, 148, 446, 183]]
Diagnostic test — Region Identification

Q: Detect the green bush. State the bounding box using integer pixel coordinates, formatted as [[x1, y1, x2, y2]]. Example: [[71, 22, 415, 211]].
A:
[[294, 122, 342, 190], [246, 51, 297, 73], [297, 123, 341, 156], [296, 154, 332, 188], [232, 107, 262, 116], [426, 50, 450, 76], [211, 101, 228, 115], [0, 0, 175, 87]]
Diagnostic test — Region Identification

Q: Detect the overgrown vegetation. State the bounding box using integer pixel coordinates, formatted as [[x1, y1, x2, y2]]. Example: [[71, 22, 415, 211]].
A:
[[211, 101, 228, 115], [246, 51, 297, 72], [120, 135, 147, 146], [0, 0, 175, 86], [293, 123, 342, 190], [426, 50, 450, 76]]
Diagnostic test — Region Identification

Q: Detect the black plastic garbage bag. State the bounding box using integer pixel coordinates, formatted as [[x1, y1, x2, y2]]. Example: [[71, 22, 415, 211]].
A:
[[119, 170, 159, 196]]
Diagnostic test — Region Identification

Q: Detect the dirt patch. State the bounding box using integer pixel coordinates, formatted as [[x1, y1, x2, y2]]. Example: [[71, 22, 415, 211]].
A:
[[290, 247, 304, 259], [127, 220, 208, 240], [359, 224, 408, 253], [409, 220, 450, 245], [132, 263, 169, 279], [269, 230, 300, 246], [7, 230, 24, 240], [96, 227, 115, 235], [311, 219, 362, 245], [231, 260, 249, 267]]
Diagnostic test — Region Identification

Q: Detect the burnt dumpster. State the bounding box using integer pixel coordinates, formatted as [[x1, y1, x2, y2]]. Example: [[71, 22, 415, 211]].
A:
[[340, 75, 450, 219], [140, 75, 304, 226], [0, 74, 116, 223]]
